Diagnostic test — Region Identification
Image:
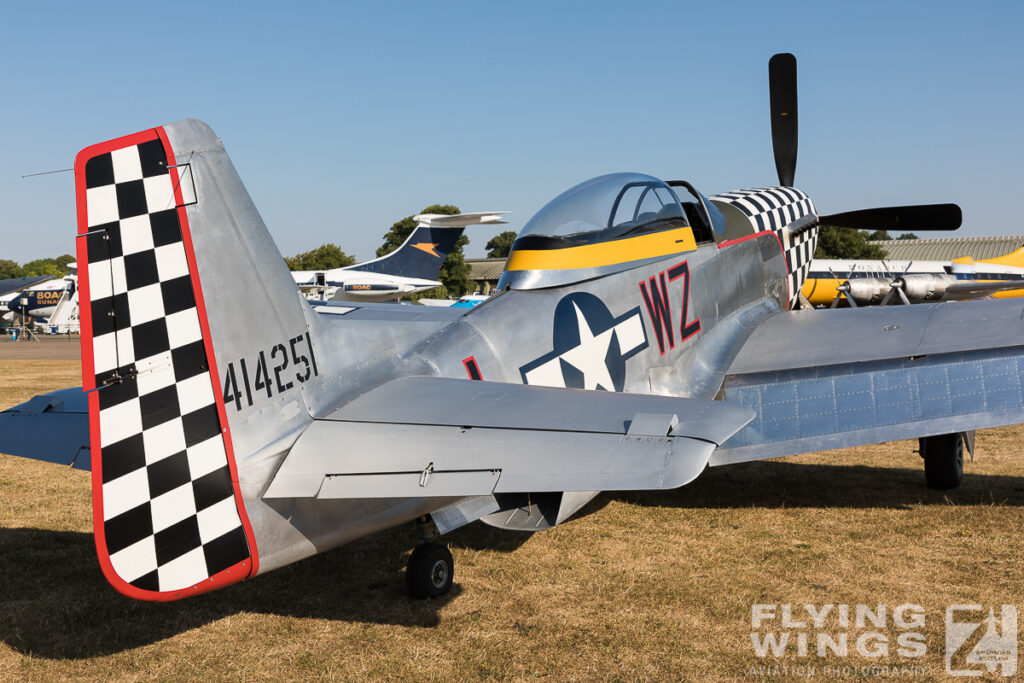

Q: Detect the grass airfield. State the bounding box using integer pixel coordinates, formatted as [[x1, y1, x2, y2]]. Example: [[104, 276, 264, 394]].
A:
[[1, 338, 1022, 681]]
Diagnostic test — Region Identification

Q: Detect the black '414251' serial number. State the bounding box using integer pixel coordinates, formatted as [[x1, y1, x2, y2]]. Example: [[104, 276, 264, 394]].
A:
[[222, 331, 319, 411]]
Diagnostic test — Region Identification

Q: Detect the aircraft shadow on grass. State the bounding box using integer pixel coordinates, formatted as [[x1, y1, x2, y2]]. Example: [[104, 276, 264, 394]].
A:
[[607, 461, 1024, 510], [0, 519, 529, 660], [2, 462, 1020, 659]]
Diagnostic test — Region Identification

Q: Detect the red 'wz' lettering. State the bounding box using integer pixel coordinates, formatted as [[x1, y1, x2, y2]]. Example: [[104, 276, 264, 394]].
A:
[[638, 260, 701, 355]]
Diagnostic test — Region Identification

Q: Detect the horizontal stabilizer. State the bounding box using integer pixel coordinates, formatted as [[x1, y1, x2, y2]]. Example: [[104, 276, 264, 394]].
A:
[[332, 376, 749, 443], [0, 388, 90, 469], [413, 211, 508, 228], [264, 377, 754, 499]]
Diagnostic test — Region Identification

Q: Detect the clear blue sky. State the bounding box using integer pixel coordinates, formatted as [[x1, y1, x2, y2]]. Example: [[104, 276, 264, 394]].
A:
[[2, 1, 1022, 263]]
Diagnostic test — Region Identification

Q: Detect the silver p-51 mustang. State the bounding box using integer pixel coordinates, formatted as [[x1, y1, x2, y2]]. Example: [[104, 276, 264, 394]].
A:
[[4, 55, 1020, 602]]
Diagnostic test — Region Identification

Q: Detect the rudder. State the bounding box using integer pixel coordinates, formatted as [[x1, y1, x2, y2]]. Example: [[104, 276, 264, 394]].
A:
[[75, 123, 284, 600]]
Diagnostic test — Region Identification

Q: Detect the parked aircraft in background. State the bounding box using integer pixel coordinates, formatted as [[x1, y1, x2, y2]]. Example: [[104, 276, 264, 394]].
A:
[[1, 266, 78, 329], [291, 212, 507, 302], [5, 55, 1023, 607], [804, 247, 1024, 306], [419, 294, 490, 308]]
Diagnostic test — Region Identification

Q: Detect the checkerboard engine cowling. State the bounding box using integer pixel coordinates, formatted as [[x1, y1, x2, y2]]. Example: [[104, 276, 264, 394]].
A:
[[709, 187, 817, 308], [81, 136, 251, 594]]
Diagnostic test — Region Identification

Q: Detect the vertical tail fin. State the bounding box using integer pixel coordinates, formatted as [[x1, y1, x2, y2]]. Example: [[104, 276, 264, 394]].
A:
[[75, 120, 319, 600], [347, 212, 507, 280]]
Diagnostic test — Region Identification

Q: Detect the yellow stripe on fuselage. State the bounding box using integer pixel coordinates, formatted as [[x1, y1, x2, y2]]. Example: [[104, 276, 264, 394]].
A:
[[505, 227, 697, 272]]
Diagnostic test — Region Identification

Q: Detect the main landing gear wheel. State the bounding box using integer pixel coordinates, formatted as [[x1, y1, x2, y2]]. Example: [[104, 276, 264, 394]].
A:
[[406, 542, 454, 599], [920, 433, 964, 490]]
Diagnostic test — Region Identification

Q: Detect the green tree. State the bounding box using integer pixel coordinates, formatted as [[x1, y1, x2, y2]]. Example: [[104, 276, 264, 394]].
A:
[[0, 255, 75, 280], [377, 204, 474, 298], [20, 258, 64, 277], [867, 230, 892, 241], [0, 259, 23, 279], [814, 226, 887, 259], [284, 243, 356, 270], [896, 232, 919, 240], [54, 254, 76, 270], [485, 230, 518, 258]]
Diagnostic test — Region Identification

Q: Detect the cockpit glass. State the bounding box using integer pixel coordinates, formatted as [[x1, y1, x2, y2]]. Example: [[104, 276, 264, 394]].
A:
[[515, 173, 689, 250]]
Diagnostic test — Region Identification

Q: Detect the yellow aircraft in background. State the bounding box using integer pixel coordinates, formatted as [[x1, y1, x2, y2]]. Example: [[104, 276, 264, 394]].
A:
[[802, 246, 1024, 306]]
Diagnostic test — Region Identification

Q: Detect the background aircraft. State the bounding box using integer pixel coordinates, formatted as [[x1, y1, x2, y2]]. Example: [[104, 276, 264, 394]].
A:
[[4, 56, 1022, 605], [804, 247, 1024, 306], [0, 267, 77, 328], [291, 212, 507, 302]]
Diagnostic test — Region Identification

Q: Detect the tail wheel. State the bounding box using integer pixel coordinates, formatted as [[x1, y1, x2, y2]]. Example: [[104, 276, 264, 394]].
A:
[[406, 542, 454, 599], [920, 433, 964, 490]]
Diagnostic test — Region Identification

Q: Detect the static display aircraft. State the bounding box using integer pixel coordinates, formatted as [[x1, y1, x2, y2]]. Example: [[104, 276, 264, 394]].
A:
[[804, 247, 1024, 306], [0, 267, 76, 322], [291, 212, 507, 303], [5, 55, 1024, 604]]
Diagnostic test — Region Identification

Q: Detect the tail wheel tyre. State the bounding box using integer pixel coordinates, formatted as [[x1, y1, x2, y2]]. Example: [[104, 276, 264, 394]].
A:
[[406, 543, 454, 599], [921, 433, 964, 490]]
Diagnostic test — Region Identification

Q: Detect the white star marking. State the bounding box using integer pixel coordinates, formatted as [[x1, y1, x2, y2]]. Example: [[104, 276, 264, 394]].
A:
[[522, 301, 647, 390], [559, 303, 617, 391]]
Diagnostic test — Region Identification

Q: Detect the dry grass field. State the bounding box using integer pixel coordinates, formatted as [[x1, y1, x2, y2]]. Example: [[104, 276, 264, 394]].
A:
[[1, 338, 1022, 681]]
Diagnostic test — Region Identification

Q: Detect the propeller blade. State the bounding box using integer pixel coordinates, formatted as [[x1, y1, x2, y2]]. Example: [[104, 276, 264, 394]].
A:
[[819, 204, 962, 231], [769, 53, 798, 187]]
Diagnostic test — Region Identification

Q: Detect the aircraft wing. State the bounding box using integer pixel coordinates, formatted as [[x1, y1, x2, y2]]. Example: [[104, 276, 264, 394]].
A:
[[943, 279, 1024, 300], [0, 275, 53, 298], [263, 376, 754, 499], [714, 299, 1024, 464]]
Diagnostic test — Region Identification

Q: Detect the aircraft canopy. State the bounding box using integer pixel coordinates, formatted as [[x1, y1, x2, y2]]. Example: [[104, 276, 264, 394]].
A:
[[513, 173, 689, 251]]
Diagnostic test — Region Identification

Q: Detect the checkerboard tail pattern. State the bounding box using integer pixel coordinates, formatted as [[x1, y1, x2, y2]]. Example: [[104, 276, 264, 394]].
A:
[[76, 130, 253, 599], [709, 187, 817, 308]]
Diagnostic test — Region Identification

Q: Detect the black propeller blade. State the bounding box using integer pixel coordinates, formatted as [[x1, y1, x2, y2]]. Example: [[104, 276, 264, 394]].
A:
[[769, 53, 798, 187], [819, 204, 963, 231], [764, 53, 963, 233]]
